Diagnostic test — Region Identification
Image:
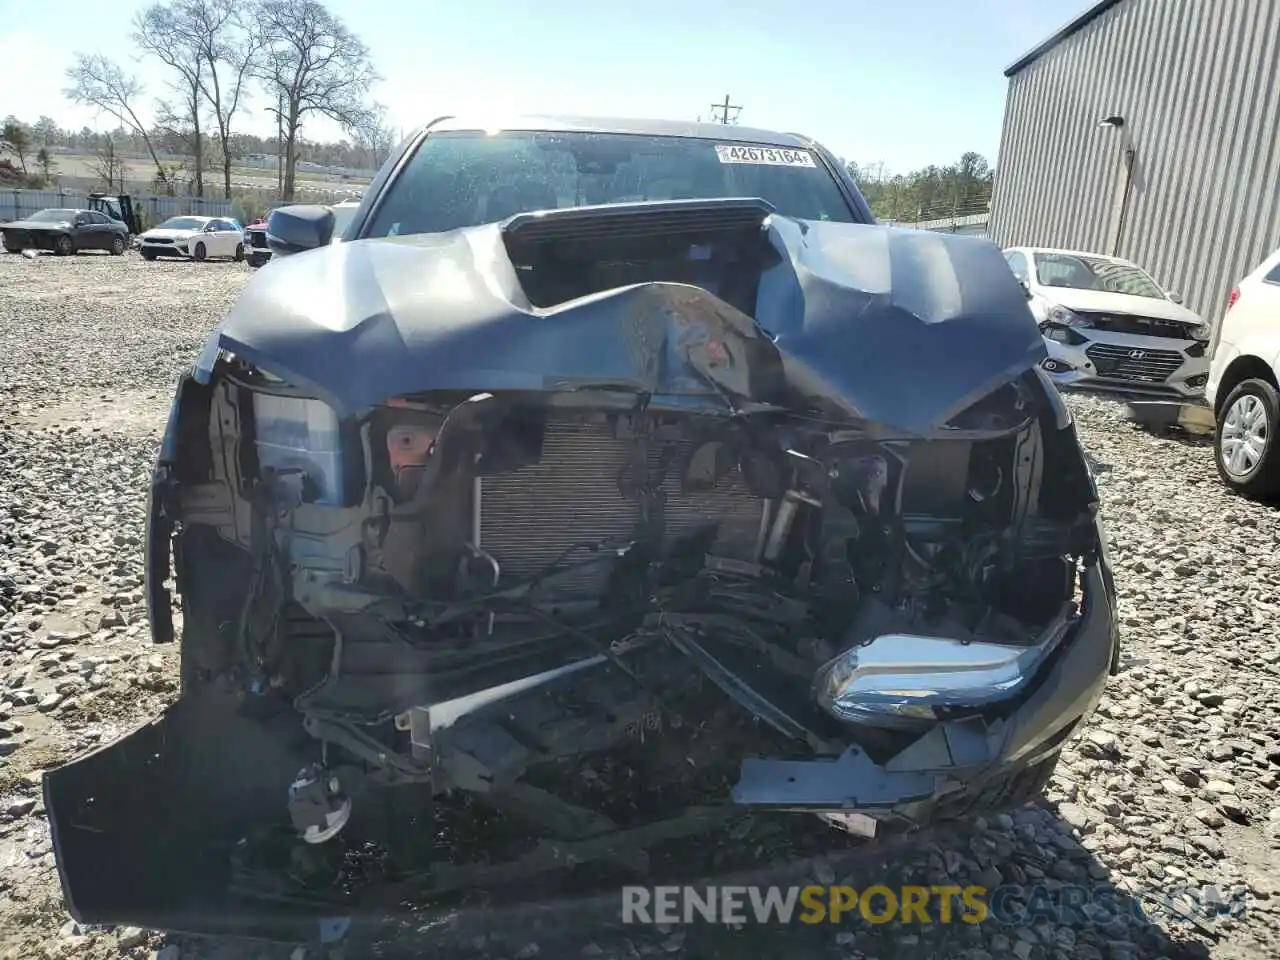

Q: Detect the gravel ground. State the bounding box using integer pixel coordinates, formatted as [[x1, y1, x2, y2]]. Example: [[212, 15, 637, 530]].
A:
[[1, 252, 1278, 960]]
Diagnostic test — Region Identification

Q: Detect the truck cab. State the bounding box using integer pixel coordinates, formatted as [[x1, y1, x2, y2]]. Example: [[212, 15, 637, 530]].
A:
[[86, 193, 140, 235]]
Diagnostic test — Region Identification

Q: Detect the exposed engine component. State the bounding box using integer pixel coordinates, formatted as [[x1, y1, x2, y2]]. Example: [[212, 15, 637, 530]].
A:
[[147, 357, 1107, 881], [287, 764, 352, 845]]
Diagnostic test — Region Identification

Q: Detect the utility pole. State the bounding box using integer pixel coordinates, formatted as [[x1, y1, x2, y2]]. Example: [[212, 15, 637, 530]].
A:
[[709, 94, 742, 125]]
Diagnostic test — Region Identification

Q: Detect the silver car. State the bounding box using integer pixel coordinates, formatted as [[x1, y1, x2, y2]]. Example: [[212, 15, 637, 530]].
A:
[[1004, 246, 1212, 398]]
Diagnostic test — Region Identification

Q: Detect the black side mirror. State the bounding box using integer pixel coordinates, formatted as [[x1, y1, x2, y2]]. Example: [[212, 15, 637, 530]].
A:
[[267, 205, 335, 257]]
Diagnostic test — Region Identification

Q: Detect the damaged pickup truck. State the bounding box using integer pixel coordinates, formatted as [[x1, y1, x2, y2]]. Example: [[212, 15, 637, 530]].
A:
[[44, 116, 1120, 942]]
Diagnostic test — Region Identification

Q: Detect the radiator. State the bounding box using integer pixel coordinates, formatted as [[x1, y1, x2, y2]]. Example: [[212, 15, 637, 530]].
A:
[[476, 420, 767, 597]]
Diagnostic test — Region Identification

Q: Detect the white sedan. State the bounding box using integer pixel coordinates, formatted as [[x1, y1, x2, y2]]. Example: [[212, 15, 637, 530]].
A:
[[1003, 246, 1212, 398], [138, 216, 246, 262]]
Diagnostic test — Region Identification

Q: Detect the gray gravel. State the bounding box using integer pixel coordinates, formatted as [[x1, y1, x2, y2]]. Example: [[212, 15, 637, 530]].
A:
[[1, 252, 1278, 960]]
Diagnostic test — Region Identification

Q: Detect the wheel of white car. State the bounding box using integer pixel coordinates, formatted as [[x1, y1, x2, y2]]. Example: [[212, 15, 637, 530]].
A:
[[1215, 378, 1280, 499], [192, 241, 207, 262]]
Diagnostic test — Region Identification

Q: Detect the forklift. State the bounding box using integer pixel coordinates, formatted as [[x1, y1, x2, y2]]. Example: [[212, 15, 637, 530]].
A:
[[87, 192, 142, 236]]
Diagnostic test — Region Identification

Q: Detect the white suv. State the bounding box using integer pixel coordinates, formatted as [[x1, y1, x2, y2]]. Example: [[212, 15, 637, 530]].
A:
[[1206, 246, 1280, 498]]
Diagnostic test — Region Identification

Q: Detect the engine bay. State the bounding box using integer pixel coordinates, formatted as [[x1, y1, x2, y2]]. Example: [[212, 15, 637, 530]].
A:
[[168, 352, 1098, 790]]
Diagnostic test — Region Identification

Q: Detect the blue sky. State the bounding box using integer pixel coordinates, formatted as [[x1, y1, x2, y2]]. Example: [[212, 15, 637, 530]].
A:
[[0, 0, 1095, 172]]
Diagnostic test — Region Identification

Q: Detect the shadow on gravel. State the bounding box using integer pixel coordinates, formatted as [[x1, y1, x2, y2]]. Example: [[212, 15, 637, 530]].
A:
[[1067, 387, 1216, 450], [1125, 421, 1215, 450], [162, 806, 1225, 960]]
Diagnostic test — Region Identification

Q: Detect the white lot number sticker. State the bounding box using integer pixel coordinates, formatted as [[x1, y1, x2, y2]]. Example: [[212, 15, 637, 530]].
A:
[[715, 144, 817, 168]]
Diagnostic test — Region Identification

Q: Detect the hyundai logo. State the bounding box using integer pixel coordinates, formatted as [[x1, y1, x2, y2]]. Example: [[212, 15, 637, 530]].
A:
[[1128, 349, 1147, 360]]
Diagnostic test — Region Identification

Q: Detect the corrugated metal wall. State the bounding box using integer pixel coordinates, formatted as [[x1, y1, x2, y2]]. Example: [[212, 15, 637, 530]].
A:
[[0, 188, 236, 226], [989, 0, 1280, 332]]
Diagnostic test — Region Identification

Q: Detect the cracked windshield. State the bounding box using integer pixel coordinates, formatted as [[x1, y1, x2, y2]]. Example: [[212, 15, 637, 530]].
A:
[[1, 1, 1278, 959]]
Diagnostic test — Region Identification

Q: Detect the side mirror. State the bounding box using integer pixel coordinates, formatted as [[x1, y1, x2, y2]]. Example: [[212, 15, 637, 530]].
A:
[[267, 205, 335, 257], [1166, 290, 1183, 304], [1019, 280, 1033, 300]]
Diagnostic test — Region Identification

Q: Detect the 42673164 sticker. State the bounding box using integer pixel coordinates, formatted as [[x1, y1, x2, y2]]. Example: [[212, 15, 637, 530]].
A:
[[714, 144, 817, 168]]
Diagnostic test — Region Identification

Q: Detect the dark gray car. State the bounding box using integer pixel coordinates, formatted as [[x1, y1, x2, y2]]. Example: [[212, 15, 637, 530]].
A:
[[0, 207, 130, 256]]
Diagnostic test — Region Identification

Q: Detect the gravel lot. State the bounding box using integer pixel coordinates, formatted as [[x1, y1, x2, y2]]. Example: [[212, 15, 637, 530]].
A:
[[1, 253, 1278, 960]]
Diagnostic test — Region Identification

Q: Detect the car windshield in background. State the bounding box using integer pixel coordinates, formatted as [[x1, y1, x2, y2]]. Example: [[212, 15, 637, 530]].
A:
[[158, 217, 208, 231], [1032, 252, 1166, 300], [363, 130, 857, 239], [27, 209, 78, 223], [331, 204, 359, 237]]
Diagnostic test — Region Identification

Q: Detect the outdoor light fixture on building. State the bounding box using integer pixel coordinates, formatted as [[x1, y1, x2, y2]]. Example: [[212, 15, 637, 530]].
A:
[[1099, 114, 1136, 256]]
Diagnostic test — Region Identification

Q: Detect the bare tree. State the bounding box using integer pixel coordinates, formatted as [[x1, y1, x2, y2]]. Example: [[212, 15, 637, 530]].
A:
[[351, 102, 397, 170], [63, 54, 169, 185], [253, 0, 378, 200], [135, 2, 206, 196], [153, 100, 203, 195], [90, 139, 128, 192], [135, 0, 261, 200], [190, 0, 262, 199]]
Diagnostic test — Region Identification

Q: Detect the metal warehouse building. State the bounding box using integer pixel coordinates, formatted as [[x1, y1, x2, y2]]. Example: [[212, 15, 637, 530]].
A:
[[988, 0, 1280, 333]]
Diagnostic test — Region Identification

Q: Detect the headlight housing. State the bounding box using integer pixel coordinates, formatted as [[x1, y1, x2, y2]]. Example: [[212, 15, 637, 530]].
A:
[[252, 392, 345, 505], [1188, 321, 1211, 341], [1047, 304, 1085, 326]]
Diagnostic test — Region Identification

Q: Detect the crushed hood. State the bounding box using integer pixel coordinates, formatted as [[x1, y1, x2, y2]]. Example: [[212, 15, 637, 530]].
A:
[[1041, 287, 1201, 325], [211, 213, 1046, 435]]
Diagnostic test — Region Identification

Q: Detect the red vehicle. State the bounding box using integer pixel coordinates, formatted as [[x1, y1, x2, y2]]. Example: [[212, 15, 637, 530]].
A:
[[247, 199, 361, 268]]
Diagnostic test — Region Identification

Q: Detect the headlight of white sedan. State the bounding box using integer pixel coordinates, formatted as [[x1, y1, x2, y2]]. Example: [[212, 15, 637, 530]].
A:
[[1047, 304, 1084, 326]]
